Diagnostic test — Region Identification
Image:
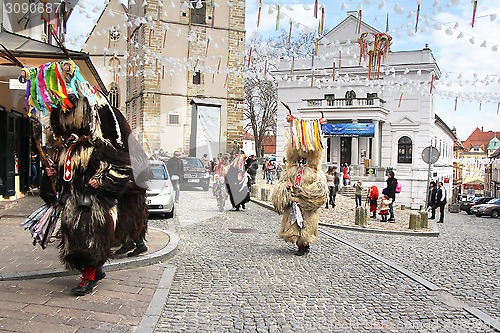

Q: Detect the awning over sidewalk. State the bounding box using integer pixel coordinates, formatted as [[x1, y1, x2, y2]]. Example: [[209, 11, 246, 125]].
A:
[[0, 29, 107, 115]]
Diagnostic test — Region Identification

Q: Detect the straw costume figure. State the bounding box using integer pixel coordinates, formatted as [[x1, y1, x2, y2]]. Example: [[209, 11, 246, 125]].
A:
[[271, 111, 327, 256], [22, 60, 150, 296]]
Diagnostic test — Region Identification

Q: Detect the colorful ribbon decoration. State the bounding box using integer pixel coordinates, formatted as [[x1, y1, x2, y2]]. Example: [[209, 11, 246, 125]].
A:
[[23, 60, 97, 117], [286, 115, 324, 152]]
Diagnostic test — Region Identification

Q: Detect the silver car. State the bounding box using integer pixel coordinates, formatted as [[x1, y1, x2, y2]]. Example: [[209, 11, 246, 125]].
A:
[[146, 160, 175, 218], [471, 198, 500, 218]]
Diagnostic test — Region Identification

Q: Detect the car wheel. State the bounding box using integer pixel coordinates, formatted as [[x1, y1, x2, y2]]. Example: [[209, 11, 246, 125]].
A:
[[202, 184, 209, 191], [165, 206, 174, 219], [466, 210, 472, 215], [491, 210, 499, 218]]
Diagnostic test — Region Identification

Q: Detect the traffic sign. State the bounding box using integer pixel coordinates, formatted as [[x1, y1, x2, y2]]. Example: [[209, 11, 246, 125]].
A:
[[422, 146, 440, 164]]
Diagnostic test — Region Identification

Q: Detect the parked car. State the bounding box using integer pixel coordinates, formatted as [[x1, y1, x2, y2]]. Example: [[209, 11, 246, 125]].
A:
[[181, 157, 210, 191], [459, 196, 494, 215], [146, 160, 174, 218], [471, 198, 500, 218]]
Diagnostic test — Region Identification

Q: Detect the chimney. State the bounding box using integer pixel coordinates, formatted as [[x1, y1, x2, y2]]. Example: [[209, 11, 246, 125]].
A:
[[347, 11, 358, 18], [481, 126, 483, 132]]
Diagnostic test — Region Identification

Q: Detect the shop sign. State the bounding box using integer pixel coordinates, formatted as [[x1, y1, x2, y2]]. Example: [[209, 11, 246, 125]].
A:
[[321, 123, 374, 137]]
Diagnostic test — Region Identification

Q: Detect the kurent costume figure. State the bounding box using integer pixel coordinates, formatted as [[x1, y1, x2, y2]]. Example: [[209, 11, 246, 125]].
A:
[[271, 113, 327, 256], [23, 60, 150, 296]]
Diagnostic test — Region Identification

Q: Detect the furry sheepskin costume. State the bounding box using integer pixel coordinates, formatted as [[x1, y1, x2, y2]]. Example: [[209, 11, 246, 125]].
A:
[[49, 95, 133, 271], [25, 60, 150, 295], [271, 115, 327, 255]]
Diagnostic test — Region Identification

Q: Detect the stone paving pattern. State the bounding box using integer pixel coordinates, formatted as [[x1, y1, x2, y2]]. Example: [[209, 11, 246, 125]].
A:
[[0, 173, 498, 333], [150, 188, 497, 333]]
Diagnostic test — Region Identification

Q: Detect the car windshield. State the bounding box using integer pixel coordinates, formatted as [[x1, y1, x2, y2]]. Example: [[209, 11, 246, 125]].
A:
[[150, 164, 168, 180], [487, 198, 500, 204], [183, 158, 204, 168]]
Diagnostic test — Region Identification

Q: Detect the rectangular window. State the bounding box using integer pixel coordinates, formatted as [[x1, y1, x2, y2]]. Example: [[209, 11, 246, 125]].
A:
[[193, 71, 201, 84], [169, 114, 180, 125], [190, 3, 206, 24]]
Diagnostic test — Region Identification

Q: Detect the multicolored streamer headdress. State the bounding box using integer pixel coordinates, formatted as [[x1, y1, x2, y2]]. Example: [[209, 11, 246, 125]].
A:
[[286, 114, 325, 152], [23, 60, 99, 118]]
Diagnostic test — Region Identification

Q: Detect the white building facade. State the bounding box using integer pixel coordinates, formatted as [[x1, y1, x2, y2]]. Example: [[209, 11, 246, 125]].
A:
[[272, 13, 456, 209]]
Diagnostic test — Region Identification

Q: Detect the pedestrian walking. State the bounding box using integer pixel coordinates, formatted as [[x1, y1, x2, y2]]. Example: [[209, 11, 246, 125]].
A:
[[433, 181, 447, 223], [266, 161, 275, 184], [276, 163, 283, 181], [325, 166, 336, 208], [342, 163, 350, 185], [385, 170, 397, 222], [166, 151, 184, 203]]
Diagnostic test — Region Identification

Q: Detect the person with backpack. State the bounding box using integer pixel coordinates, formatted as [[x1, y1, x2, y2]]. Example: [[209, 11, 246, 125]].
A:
[[367, 185, 379, 219], [385, 170, 397, 222]]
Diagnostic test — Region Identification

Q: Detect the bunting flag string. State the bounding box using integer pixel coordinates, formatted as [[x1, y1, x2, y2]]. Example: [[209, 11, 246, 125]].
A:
[[276, 5, 281, 31], [318, 6, 325, 36], [257, 0, 262, 27], [357, 10, 362, 34], [472, 0, 478, 27], [162, 29, 168, 48], [210, 0, 216, 28], [247, 47, 252, 68], [415, 4, 420, 33]]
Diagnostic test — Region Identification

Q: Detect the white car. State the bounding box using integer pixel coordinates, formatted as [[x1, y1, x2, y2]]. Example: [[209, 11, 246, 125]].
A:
[[146, 160, 175, 218]]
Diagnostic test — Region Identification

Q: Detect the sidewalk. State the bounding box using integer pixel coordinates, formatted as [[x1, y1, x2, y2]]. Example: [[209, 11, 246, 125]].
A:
[[0, 194, 178, 281], [251, 169, 439, 236]]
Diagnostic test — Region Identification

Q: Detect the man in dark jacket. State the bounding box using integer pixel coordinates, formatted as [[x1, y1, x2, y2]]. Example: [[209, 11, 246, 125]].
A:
[[166, 151, 184, 202], [385, 170, 397, 222], [427, 181, 437, 219], [433, 181, 447, 223], [245, 155, 258, 186]]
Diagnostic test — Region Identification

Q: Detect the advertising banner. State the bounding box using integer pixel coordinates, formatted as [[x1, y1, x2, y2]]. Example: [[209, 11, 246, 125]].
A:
[[321, 123, 375, 137]]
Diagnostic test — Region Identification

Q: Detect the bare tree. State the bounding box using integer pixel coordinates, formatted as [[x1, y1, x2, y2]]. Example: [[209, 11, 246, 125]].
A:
[[244, 29, 318, 158]]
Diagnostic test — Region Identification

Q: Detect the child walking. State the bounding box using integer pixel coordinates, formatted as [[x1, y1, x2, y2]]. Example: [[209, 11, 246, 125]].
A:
[[378, 194, 393, 222]]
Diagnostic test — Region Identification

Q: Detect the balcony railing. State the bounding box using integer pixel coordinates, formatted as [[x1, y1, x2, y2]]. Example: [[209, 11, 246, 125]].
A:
[[304, 97, 386, 108]]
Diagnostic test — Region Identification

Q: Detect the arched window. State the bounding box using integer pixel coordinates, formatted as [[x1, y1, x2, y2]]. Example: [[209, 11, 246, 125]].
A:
[[398, 136, 412, 164], [109, 83, 119, 109]]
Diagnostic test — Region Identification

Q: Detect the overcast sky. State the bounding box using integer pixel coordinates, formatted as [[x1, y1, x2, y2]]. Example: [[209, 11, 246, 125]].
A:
[[66, 0, 500, 141]]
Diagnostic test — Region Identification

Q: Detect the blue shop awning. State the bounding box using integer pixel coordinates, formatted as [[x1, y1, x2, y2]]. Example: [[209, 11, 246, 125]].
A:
[[321, 123, 374, 137]]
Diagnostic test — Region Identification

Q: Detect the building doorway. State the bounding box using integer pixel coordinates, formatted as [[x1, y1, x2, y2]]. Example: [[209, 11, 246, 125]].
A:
[[340, 137, 351, 166]]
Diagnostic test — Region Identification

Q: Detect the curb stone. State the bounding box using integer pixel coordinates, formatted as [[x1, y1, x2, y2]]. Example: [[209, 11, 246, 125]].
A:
[[0, 228, 179, 281]]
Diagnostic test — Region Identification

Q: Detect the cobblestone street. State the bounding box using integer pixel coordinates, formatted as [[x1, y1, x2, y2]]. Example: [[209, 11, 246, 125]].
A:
[[148, 188, 499, 333]]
